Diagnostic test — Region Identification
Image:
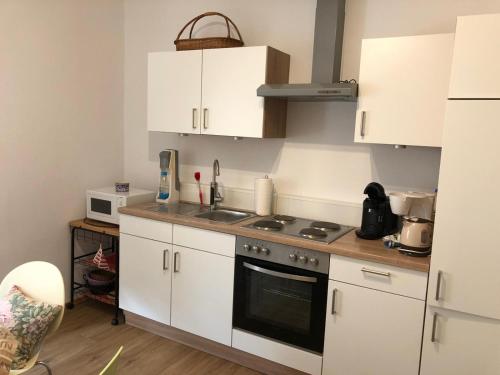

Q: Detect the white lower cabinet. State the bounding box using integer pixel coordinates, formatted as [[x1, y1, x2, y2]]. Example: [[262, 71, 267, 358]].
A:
[[120, 223, 235, 346], [171, 245, 234, 346], [421, 306, 500, 375], [119, 233, 172, 325], [322, 280, 424, 375], [120, 219, 430, 373]]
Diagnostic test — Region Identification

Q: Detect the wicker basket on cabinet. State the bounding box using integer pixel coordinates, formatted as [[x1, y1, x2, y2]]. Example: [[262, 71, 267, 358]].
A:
[[174, 12, 244, 51]]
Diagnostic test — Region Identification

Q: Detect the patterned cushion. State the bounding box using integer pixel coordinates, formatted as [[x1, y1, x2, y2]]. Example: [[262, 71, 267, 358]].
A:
[[0, 285, 62, 369], [0, 327, 18, 375]]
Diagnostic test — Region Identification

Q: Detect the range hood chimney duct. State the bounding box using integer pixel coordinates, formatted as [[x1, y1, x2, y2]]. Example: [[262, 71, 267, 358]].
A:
[[257, 0, 357, 101], [312, 0, 345, 83]]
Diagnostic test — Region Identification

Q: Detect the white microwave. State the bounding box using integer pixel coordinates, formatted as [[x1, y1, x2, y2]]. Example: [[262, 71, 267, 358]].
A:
[[86, 187, 156, 224]]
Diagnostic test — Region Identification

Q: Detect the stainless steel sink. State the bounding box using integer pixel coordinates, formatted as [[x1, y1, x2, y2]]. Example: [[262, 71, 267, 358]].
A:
[[142, 202, 253, 224], [194, 209, 253, 224], [142, 202, 204, 216]]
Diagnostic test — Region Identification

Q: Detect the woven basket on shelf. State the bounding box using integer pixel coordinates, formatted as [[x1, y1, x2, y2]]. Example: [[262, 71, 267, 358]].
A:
[[174, 12, 244, 51]]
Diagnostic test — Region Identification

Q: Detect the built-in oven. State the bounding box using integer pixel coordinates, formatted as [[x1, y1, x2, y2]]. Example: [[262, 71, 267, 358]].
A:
[[233, 237, 329, 353]]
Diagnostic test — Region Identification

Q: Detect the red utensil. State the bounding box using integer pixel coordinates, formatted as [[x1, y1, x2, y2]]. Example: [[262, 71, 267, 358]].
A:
[[194, 172, 203, 205]]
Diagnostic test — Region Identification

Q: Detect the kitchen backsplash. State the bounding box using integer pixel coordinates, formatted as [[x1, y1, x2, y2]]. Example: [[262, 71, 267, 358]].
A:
[[180, 182, 362, 226]]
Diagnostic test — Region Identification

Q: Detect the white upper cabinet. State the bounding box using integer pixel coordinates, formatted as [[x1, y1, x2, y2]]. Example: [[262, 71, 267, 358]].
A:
[[147, 46, 290, 138], [448, 14, 500, 99], [354, 34, 455, 147], [428, 101, 500, 319], [148, 50, 202, 134], [201, 47, 265, 138]]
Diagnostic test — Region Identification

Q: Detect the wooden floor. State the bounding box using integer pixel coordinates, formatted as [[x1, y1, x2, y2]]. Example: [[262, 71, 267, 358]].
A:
[[30, 300, 260, 374]]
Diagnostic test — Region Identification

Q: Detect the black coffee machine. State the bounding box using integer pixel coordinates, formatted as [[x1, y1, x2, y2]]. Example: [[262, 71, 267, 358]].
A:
[[356, 182, 398, 240]]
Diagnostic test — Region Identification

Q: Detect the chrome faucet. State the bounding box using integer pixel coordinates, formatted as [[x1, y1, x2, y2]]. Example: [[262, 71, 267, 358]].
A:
[[210, 159, 223, 210]]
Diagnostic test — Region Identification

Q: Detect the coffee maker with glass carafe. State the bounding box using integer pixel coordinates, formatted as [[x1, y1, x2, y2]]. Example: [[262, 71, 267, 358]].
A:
[[389, 191, 436, 256]]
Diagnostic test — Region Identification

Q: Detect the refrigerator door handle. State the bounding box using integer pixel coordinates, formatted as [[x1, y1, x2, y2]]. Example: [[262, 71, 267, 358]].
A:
[[431, 312, 439, 343], [435, 270, 443, 301]]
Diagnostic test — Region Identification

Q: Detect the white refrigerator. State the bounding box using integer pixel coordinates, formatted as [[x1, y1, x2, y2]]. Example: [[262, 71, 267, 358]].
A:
[[420, 13, 500, 375]]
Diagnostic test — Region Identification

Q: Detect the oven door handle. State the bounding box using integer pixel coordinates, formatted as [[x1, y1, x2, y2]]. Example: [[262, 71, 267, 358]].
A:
[[243, 262, 318, 283]]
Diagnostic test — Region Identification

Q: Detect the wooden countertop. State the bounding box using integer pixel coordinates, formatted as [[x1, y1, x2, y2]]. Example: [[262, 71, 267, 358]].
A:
[[118, 203, 430, 272], [70, 218, 120, 237]]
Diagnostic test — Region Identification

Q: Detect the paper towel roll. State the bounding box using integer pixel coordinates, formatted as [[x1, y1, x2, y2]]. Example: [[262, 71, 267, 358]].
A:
[[255, 176, 273, 216]]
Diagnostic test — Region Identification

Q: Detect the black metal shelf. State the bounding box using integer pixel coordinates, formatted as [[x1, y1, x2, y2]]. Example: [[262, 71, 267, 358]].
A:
[[68, 221, 122, 325]]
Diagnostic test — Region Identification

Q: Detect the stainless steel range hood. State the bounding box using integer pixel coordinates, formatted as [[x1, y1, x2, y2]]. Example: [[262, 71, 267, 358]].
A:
[[257, 0, 357, 102]]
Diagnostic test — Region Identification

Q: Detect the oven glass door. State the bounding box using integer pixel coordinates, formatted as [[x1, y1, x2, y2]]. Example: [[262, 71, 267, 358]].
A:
[[233, 255, 328, 353]]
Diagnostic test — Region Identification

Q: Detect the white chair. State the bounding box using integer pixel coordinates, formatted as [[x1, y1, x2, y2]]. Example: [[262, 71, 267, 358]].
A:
[[0, 261, 65, 375], [99, 346, 123, 375]]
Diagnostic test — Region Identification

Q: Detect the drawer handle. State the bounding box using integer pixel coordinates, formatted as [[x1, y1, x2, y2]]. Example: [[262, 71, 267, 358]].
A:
[[163, 249, 169, 270], [435, 270, 443, 301], [361, 267, 391, 277], [331, 288, 337, 315], [431, 313, 439, 343], [174, 252, 180, 273]]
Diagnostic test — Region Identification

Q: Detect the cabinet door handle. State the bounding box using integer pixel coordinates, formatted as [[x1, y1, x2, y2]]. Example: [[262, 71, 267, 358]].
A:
[[435, 270, 443, 301], [163, 249, 169, 270], [361, 267, 391, 277], [203, 108, 208, 129], [331, 288, 337, 315], [360, 110, 366, 137], [431, 313, 439, 343], [192, 108, 198, 129], [174, 252, 180, 273]]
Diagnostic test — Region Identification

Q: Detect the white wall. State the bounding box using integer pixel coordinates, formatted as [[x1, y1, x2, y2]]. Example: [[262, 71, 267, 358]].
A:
[[123, 0, 500, 208], [0, 1, 124, 285]]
